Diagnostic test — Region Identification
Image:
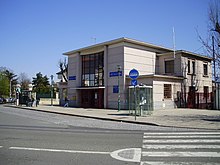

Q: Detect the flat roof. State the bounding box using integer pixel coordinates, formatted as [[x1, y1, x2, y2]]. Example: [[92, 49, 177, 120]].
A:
[[158, 50, 212, 61], [63, 37, 173, 55]]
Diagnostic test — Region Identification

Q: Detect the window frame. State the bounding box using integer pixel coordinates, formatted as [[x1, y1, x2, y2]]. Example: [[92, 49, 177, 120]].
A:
[[164, 84, 172, 99], [203, 62, 208, 76], [164, 60, 174, 74], [81, 52, 104, 87]]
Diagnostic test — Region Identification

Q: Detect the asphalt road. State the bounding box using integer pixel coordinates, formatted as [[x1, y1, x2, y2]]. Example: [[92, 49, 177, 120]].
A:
[[0, 105, 220, 165]]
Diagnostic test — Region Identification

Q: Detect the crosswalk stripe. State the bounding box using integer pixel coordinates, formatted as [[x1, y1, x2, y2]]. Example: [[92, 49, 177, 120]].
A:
[[143, 135, 220, 138], [142, 144, 220, 149], [142, 151, 220, 157], [144, 132, 220, 135], [140, 161, 220, 165], [143, 139, 220, 143]]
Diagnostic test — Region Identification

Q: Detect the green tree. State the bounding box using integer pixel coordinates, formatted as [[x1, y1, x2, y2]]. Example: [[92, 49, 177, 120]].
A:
[[0, 67, 17, 97], [0, 72, 9, 96], [32, 72, 50, 94], [4, 69, 17, 97]]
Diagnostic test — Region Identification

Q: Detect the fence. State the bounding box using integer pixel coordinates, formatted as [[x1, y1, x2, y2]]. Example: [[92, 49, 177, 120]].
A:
[[179, 92, 213, 109], [214, 83, 220, 110]]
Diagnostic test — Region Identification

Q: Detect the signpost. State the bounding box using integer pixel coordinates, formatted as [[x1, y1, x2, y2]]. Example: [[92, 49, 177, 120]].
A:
[[129, 69, 139, 120]]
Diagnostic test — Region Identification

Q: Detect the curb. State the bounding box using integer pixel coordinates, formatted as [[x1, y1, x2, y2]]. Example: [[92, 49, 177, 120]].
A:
[[3, 105, 219, 130], [4, 105, 159, 127]]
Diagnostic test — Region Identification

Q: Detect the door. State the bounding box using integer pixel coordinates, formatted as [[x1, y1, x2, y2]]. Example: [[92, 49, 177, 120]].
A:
[[81, 89, 104, 108]]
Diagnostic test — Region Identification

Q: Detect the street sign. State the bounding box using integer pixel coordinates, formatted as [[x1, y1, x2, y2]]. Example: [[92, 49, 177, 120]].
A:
[[129, 69, 139, 79], [113, 85, 119, 93], [69, 76, 76, 80], [131, 79, 137, 86], [109, 71, 122, 77]]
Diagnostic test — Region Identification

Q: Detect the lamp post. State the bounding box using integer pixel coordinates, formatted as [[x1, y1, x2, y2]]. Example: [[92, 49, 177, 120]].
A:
[[50, 75, 54, 106], [117, 65, 121, 111]]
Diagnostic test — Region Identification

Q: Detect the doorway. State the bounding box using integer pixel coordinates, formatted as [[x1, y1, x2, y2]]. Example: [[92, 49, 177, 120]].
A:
[[81, 89, 104, 108]]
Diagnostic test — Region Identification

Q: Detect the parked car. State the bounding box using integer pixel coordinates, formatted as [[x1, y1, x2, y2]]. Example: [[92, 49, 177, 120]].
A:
[[0, 97, 6, 104]]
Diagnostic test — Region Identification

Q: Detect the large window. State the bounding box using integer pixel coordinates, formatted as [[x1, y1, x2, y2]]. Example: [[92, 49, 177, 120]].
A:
[[165, 60, 174, 74], [81, 52, 104, 87], [203, 63, 208, 76], [164, 84, 172, 99]]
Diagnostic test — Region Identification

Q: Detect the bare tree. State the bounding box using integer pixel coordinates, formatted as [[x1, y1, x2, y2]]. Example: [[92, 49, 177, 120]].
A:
[[58, 58, 68, 82], [198, 0, 220, 80], [18, 72, 31, 90]]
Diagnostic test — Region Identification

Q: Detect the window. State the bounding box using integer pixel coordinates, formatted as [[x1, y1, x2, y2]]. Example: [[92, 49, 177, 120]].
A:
[[188, 60, 190, 73], [81, 52, 104, 87], [203, 63, 208, 76], [188, 60, 196, 74], [164, 84, 172, 99], [192, 61, 195, 74], [204, 86, 209, 98], [165, 60, 174, 74]]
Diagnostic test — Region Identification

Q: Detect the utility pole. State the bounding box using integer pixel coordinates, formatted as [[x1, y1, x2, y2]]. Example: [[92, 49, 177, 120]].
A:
[[213, 36, 216, 88]]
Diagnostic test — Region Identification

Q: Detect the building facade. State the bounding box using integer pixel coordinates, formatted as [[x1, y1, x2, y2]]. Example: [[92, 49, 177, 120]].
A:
[[60, 38, 212, 110]]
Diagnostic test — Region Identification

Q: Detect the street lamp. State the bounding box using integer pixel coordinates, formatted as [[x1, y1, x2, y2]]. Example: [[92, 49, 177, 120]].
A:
[[50, 75, 54, 106], [117, 65, 121, 111]]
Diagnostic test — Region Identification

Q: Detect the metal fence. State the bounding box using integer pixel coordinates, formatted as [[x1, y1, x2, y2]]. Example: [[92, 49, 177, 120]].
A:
[[178, 92, 213, 109]]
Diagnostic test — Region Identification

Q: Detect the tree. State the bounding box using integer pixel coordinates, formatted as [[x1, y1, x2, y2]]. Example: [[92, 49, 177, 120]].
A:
[[32, 72, 50, 94], [0, 67, 17, 97], [0, 72, 9, 96], [18, 72, 31, 90], [58, 58, 68, 82], [198, 0, 220, 80]]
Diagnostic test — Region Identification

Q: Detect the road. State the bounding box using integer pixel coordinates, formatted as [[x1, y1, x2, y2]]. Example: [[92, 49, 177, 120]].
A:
[[0, 105, 220, 165]]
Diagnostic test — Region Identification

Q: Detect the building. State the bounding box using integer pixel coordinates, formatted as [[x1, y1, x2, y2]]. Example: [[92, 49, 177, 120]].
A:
[[59, 38, 212, 110]]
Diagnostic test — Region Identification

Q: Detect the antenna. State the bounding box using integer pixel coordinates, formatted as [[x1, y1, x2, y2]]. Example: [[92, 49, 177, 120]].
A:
[[173, 27, 176, 58], [91, 37, 96, 44]]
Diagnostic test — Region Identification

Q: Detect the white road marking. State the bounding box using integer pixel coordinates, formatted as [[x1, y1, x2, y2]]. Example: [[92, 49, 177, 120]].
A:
[[143, 135, 220, 138], [144, 132, 220, 135], [110, 148, 141, 162], [142, 151, 220, 157], [140, 161, 220, 165], [142, 144, 220, 149], [0, 146, 3, 148], [143, 139, 220, 143], [9, 147, 110, 155]]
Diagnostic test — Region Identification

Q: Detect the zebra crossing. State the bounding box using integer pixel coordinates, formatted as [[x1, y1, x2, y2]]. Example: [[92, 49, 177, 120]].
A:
[[140, 131, 220, 165]]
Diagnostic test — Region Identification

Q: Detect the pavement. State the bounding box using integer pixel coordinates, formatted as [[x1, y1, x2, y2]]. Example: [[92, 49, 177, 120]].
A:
[[4, 104, 220, 130]]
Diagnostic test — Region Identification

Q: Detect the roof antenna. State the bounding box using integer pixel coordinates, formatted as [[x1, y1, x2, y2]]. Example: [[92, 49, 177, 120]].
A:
[[91, 37, 96, 44], [173, 27, 176, 59]]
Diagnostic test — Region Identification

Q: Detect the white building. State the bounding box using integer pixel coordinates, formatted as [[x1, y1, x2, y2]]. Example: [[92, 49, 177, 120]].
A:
[[59, 38, 212, 110]]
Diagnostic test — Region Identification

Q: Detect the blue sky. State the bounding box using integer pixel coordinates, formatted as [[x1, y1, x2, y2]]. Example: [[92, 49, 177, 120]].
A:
[[0, 0, 211, 80]]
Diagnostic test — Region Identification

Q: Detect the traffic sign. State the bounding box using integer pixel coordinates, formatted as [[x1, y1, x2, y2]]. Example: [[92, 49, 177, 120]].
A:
[[129, 69, 139, 79], [131, 79, 137, 86]]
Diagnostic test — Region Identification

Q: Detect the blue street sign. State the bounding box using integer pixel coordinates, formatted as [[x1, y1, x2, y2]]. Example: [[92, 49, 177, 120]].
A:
[[113, 85, 119, 93], [129, 69, 139, 79], [69, 76, 76, 80], [109, 71, 122, 77], [131, 79, 137, 86]]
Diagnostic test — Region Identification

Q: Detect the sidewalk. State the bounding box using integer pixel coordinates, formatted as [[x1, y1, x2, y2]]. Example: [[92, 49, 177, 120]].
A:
[[5, 104, 220, 130]]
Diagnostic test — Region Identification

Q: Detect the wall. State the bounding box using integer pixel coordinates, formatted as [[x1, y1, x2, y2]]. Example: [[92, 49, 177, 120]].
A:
[[153, 78, 182, 110], [181, 55, 212, 93], [67, 53, 80, 107], [106, 43, 125, 109]]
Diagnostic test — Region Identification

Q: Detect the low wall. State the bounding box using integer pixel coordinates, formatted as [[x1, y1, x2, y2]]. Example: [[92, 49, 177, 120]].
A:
[[39, 98, 59, 105]]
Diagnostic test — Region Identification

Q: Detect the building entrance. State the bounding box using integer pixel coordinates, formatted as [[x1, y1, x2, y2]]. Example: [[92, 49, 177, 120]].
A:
[[81, 89, 104, 108]]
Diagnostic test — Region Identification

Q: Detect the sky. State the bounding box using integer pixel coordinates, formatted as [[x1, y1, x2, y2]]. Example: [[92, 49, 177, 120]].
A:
[[0, 0, 211, 81]]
